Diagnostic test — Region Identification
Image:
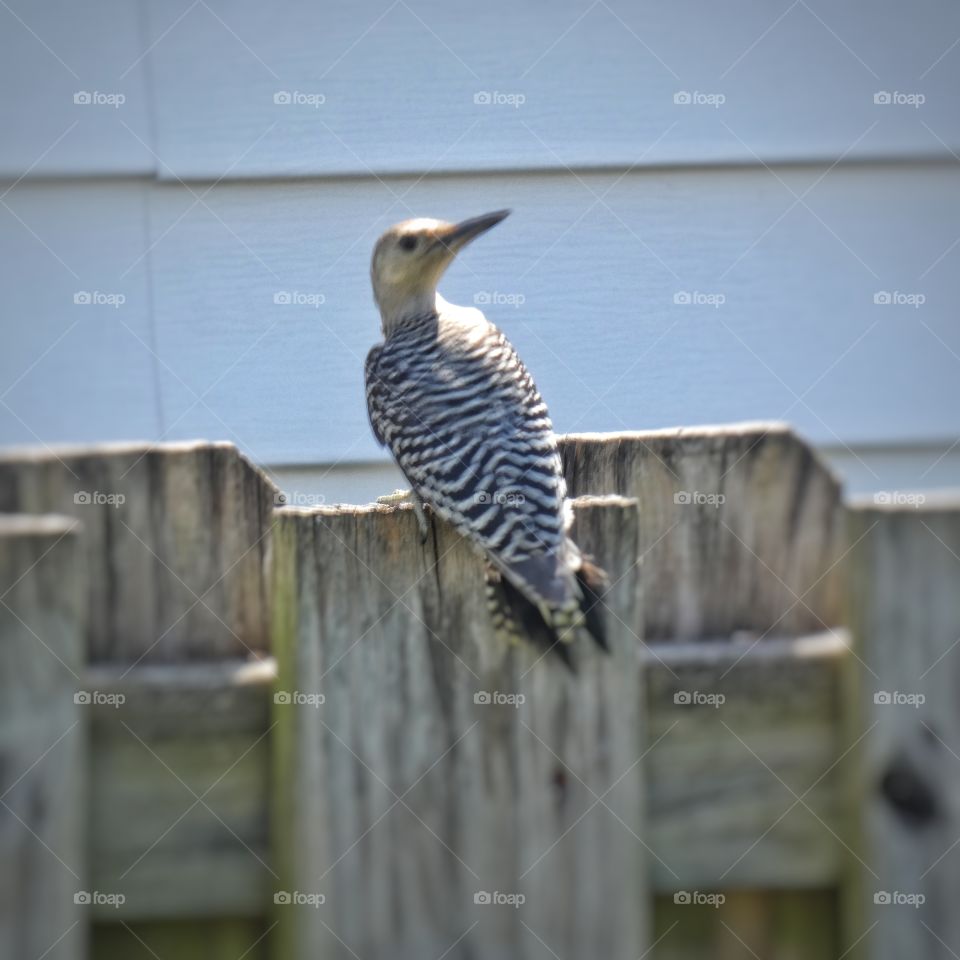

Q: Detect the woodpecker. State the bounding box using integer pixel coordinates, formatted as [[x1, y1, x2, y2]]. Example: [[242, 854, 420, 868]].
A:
[[365, 211, 607, 666]]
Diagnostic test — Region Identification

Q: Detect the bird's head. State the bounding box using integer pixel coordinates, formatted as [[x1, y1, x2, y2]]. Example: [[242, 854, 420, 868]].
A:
[[371, 209, 510, 332]]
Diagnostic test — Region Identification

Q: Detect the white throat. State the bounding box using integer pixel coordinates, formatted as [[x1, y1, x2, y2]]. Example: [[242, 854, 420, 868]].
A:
[[379, 289, 448, 334]]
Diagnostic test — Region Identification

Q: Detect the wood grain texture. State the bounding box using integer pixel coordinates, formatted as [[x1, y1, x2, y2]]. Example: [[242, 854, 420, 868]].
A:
[[85, 659, 274, 920], [560, 423, 846, 640], [271, 496, 648, 960], [0, 441, 278, 662], [3, 434, 952, 957], [91, 918, 268, 960], [140, 0, 960, 178], [846, 497, 960, 959], [652, 889, 839, 959], [78, 635, 848, 924], [0, 515, 86, 960], [646, 631, 848, 891]]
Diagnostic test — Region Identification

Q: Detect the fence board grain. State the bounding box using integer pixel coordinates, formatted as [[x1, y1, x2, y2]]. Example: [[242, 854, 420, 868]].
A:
[[652, 889, 839, 959], [74, 629, 848, 925], [0, 515, 86, 960], [0, 441, 277, 662], [271, 496, 647, 960], [85, 660, 274, 920], [91, 918, 268, 960], [847, 497, 960, 959], [646, 631, 848, 891], [0, 431, 943, 959], [560, 424, 845, 640]]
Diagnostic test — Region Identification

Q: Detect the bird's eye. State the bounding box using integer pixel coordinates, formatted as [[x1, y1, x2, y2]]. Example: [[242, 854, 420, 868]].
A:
[[398, 235, 418, 252]]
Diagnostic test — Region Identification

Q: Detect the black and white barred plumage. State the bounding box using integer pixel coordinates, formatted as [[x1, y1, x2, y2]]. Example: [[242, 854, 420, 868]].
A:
[[366, 213, 607, 665]]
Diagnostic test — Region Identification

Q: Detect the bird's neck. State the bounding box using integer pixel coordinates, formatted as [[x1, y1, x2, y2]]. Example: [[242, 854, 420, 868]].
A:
[[381, 291, 449, 337]]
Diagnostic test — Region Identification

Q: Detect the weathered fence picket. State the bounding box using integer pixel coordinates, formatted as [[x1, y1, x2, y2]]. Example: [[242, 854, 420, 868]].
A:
[[847, 498, 960, 960], [560, 424, 845, 639], [0, 441, 273, 662], [0, 515, 86, 960], [0, 423, 955, 958], [271, 495, 645, 960]]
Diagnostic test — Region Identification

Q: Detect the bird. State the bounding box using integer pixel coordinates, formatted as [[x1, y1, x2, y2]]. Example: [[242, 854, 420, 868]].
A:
[[364, 210, 608, 667]]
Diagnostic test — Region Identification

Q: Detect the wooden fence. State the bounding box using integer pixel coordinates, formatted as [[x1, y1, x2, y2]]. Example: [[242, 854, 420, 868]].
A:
[[0, 423, 957, 959]]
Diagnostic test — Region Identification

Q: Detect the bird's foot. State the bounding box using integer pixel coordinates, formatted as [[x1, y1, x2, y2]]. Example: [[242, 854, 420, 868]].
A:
[[377, 488, 414, 504], [376, 488, 430, 543]]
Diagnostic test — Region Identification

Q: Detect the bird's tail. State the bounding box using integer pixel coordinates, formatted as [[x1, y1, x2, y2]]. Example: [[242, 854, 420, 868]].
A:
[[484, 557, 609, 670], [575, 556, 610, 652]]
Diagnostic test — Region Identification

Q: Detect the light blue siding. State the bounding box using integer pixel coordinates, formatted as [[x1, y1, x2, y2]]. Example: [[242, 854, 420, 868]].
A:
[[1, 0, 958, 493], [0, 182, 159, 445], [144, 164, 960, 464], [141, 0, 960, 178], [0, 0, 154, 176]]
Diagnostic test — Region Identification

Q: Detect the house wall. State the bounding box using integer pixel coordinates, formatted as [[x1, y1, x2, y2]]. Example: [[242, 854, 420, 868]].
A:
[[2, 0, 958, 497]]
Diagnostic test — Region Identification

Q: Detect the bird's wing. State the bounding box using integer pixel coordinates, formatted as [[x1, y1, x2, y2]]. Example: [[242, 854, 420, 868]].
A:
[[365, 319, 575, 605], [364, 344, 387, 446]]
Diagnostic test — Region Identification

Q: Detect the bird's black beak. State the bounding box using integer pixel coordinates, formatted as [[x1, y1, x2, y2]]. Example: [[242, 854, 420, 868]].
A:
[[436, 209, 511, 253]]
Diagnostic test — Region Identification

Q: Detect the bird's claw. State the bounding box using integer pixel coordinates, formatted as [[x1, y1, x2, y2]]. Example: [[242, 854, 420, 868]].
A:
[[377, 488, 414, 505]]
